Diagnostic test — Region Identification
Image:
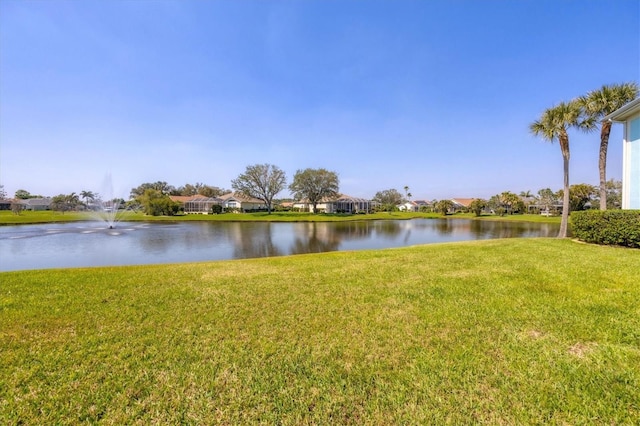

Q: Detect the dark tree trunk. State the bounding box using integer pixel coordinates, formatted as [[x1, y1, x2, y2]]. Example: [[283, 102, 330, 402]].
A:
[[599, 121, 612, 211], [559, 133, 570, 238]]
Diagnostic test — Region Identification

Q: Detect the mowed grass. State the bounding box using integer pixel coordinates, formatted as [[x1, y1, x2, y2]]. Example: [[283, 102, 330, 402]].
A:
[[1, 239, 638, 424], [0, 210, 561, 225], [0, 210, 443, 225]]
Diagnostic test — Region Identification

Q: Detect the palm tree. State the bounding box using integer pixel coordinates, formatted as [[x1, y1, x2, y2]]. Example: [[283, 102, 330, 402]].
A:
[[530, 101, 592, 238], [578, 82, 639, 210], [80, 190, 95, 208], [500, 191, 521, 215]]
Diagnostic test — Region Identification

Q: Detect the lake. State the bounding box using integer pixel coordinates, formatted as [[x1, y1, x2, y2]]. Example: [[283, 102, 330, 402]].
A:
[[0, 219, 560, 271]]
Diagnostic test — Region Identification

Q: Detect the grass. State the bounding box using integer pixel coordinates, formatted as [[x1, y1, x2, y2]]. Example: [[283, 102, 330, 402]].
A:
[[0, 210, 559, 225], [1, 238, 638, 424]]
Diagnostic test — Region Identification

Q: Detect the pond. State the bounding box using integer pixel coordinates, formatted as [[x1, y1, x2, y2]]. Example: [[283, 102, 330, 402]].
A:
[[0, 219, 560, 272]]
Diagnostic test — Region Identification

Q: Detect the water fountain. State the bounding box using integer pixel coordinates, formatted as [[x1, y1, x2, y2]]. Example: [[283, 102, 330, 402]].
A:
[[91, 173, 126, 229]]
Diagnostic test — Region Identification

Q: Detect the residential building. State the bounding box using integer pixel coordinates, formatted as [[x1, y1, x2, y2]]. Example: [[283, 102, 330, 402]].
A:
[[398, 201, 419, 212], [22, 198, 52, 211], [218, 192, 267, 212], [293, 194, 373, 213], [413, 200, 433, 211], [603, 98, 640, 209], [169, 195, 223, 214], [451, 198, 474, 211]]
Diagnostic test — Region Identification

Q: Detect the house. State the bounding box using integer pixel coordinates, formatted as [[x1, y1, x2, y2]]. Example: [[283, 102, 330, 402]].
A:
[[413, 200, 433, 211], [603, 97, 640, 209], [218, 192, 267, 212], [0, 199, 12, 211], [398, 201, 419, 212], [450, 198, 475, 211], [293, 194, 373, 213], [22, 198, 52, 211], [169, 195, 222, 214]]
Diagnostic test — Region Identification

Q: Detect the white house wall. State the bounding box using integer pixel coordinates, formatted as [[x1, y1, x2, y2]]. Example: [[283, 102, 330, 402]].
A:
[[623, 116, 640, 209]]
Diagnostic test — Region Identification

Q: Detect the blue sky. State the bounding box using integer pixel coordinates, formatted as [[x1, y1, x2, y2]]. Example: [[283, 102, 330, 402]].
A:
[[1, 0, 638, 201]]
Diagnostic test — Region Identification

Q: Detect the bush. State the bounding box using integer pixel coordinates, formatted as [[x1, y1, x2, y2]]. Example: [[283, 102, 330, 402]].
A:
[[571, 210, 640, 248]]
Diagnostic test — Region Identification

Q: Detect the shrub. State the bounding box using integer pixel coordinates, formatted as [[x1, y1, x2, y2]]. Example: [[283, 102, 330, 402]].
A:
[[571, 210, 640, 248]]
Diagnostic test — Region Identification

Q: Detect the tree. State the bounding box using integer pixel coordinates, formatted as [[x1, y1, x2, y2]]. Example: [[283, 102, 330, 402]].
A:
[[14, 189, 32, 199], [404, 185, 412, 202], [200, 186, 226, 198], [372, 189, 403, 212], [435, 199, 454, 215], [174, 183, 227, 197], [177, 183, 198, 196], [232, 164, 287, 214], [558, 183, 596, 212], [130, 182, 175, 199], [499, 191, 521, 215], [578, 82, 639, 210], [11, 201, 24, 215], [80, 190, 96, 207], [469, 198, 487, 217], [289, 168, 339, 214], [602, 179, 622, 209], [530, 101, 592, 238], [51, 193, 81, 213], [537, 188, 558, 213], [0, 185, 6, 199], [137, 188, 180, 216]]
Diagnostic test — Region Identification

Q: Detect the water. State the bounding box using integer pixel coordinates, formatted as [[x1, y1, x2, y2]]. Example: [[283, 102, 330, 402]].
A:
[[90, 173, 125, 228], [0, 219, 560, 272]]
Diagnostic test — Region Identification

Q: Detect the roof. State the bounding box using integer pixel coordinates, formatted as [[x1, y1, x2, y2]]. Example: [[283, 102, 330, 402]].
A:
[[334, 194, 371, 203], [451, 198, 475, 208], [296, 194, 372, 204], [603, 97, 640, 122], [170, 195, 222, 203], [169, 195, 196, 203], [22, 198, 52, 206], [218, 192, 265, 204]]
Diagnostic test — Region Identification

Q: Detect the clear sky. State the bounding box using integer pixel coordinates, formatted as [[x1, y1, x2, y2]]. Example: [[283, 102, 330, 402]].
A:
[[1, 0, 638, 201]]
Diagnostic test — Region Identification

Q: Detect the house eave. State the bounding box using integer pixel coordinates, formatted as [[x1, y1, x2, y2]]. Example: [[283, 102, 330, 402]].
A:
[[603, 98, 640, 122]]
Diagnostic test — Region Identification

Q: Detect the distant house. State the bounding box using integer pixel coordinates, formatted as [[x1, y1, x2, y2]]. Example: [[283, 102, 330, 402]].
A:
[[293, 194, 373, 213], [398, 201, 419, 212], [0, 199, 12, 211], [333, 195, 373, 213], [218, 193, 267, 212], [22, 198, 52, 211], [603, 98, 640, 209], [413, 200, 433, 211], [451, 198, 474, 211], [170, 195, 222, 214]]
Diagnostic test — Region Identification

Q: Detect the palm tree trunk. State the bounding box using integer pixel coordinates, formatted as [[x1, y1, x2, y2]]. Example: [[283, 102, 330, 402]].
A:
[[559, 135, 570, 238], [559, 155, 570, 238], [599, 121, 612, 210]]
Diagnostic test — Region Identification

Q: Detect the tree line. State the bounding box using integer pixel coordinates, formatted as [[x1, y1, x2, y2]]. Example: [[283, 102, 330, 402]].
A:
[[0, 175, 623, 218]]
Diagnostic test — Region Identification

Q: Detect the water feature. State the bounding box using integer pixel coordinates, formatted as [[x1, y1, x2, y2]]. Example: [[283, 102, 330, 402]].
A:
[[0, 219, 561, 272], [90, 173, 126, 229]]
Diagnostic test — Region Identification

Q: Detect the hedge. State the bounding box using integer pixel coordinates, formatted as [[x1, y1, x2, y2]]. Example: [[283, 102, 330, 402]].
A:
[[571, 210, 640, 248]]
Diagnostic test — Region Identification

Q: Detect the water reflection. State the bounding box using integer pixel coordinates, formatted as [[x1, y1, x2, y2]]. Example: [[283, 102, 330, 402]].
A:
[[227, 223, 283, 259], [0, 219, 561, 271]]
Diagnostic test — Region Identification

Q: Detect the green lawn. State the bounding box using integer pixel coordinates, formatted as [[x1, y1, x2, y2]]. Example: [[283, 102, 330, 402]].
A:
[[0, 209, 560, 225], [1, 239, 638, 424]]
